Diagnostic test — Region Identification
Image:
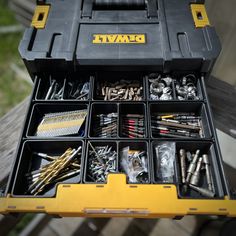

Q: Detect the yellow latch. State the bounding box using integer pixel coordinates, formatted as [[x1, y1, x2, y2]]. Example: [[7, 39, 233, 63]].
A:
[[191, 4, 210, 28], [31, 5, 50, 29]]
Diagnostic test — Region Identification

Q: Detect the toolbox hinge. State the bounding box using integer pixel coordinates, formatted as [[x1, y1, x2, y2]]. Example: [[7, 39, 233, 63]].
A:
[[191, 4, 210, 28], [31, 5, 50, 29]]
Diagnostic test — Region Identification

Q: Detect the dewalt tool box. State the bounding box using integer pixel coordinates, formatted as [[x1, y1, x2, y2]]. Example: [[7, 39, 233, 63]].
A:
[[0, 0, 236, 218]]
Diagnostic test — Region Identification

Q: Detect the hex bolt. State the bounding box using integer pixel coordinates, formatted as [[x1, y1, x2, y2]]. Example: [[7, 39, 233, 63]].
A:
[[202, 154, 214, 192], [190, 157, 202, 186], [186, 149, 200, 183]]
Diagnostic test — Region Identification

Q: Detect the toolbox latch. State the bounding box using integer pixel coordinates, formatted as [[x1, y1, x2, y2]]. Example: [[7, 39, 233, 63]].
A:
[[31, 5, 50, 29], [191, 4, 210, 28]]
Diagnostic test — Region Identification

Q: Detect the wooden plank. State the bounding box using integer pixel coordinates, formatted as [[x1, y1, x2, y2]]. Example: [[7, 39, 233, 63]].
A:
[[19, 214, 51, 236], [0, 97, 29, 184], [206, 76, 236, 137]]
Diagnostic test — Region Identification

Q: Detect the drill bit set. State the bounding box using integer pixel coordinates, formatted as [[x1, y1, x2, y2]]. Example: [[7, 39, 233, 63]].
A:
[[42, 77, 90, 100], [147, 73, 173, 100], [97, 79, 143, 100], [151, 113, 203, 138], [178, 148, 215, 198], [120, 146, 148, 183], [86, 143, 117, 183], [35, 109, 87, 137], [93, 113, 118, 137], [26, 147, 82, 196], [121, 114, 145, 138]]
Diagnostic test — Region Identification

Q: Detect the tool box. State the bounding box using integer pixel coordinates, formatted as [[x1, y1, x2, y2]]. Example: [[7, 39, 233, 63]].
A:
[[1, 0, 236, 218]]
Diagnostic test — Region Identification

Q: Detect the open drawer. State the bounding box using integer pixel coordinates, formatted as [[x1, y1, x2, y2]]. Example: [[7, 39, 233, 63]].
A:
[[0, 71, 235, 218]]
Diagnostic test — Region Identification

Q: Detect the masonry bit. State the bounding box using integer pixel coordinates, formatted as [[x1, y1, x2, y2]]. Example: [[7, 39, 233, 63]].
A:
[[186, 149, 200, 183], [189, 184, 215, 198], [202, 154, 214, 191], [190, 157, 202, 186]]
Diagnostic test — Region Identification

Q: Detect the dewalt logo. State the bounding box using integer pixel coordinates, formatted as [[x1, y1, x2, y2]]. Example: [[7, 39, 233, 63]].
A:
[[92, 34, 146, 44]]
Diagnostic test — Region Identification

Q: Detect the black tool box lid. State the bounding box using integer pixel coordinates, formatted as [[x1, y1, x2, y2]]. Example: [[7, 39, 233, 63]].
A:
[[19, 0, 221, 76]]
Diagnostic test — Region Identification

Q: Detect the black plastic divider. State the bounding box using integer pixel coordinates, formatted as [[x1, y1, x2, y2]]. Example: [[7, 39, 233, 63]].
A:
[[174, 141, 224, 199], [11, 140, 84, 198], [118, 140, 151, 184], [89, 102, 118, 138], [83, 140, 118, 184], [6, 71, 228, 201], [119, 102, 148, 138], [93, 71, 146, 101], [148, 102, 212, 139], [26, 103, 89, 138]]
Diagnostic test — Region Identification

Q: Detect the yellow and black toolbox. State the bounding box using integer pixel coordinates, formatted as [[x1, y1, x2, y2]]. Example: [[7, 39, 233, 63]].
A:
[[1, 0, 236, 218]]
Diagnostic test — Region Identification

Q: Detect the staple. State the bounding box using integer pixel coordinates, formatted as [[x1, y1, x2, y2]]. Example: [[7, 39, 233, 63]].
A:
[[36, 109, 87, 137]]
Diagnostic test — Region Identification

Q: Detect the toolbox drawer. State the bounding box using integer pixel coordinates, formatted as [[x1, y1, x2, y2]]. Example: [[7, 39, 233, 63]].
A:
[[1, 71, 235, 217], [1, 0, 236, 218]]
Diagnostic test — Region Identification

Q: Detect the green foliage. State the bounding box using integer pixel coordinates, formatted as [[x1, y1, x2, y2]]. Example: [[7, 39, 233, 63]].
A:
[[7, 214, 35, 236], [0, 0, 32, 117]]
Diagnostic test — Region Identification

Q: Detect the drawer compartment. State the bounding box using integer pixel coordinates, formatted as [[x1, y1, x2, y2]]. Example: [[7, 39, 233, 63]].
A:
[[175, 141, 224, 199], [26, 103, 88, 138], [149, 102, 212, 139], [12, 140, 84, 197]]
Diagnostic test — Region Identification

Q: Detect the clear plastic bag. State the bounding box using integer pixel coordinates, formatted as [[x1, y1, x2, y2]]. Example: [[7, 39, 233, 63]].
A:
[[155, 142, 175, 182], [120, 146, 148, 183]]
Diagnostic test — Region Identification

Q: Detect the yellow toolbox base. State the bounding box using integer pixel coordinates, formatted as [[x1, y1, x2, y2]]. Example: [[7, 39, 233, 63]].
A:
[[1, 174, 236, 217]]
